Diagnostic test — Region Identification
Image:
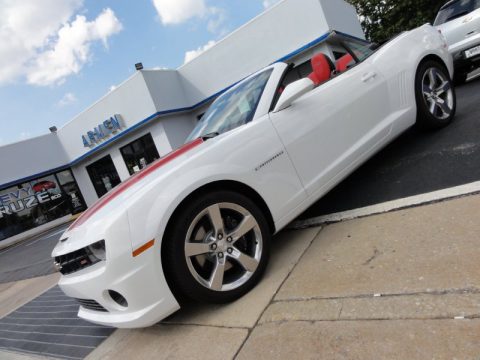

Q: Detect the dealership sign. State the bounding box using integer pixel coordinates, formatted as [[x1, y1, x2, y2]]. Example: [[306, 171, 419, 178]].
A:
[[82, 114, 124, 148], [0, 185, 62, 219]]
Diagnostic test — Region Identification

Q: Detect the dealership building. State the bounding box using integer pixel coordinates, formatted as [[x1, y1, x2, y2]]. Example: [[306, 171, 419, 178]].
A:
[[0, 0, 364, 246]]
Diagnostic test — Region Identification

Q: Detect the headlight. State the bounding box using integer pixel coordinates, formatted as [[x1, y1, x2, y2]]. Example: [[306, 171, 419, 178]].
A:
[[87, 240, 106, 262], [54, 240, 107, 275]]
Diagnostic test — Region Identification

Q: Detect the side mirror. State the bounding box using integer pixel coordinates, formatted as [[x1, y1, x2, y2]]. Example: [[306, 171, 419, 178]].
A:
[[273, 78, 315, 113]]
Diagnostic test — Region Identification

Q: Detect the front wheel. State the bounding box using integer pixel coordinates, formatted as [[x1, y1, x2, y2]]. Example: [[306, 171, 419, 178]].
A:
[[163, 191, 271, 304], [415, 61, 456, 130]]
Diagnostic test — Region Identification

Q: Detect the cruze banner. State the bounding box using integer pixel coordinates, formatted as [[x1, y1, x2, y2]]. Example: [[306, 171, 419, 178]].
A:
[[0, 171, 86, 241], [0, 184, 62, 219]]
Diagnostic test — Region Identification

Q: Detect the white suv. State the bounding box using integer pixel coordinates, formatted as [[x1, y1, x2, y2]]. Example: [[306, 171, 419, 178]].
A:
[[435, 0, 480, 84]]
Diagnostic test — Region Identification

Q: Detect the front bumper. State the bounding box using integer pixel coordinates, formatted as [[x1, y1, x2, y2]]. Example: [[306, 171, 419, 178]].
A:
[[449, 34, 480, 70], [55, 221, 180, 328], [453, 52, 480, 71]]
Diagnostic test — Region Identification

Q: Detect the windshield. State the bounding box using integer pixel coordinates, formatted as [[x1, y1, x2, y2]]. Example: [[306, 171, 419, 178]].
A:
[[434, 0, 479, 25], [186, 69, 273, 142], [341, 38, 374, 62]]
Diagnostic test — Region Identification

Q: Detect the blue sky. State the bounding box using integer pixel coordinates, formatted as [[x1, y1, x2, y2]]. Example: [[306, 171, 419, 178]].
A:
[[0, 0, 279, 146]]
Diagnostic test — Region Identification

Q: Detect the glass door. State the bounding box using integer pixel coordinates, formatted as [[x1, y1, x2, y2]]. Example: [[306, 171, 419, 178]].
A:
[[86, 155, 121, 198]]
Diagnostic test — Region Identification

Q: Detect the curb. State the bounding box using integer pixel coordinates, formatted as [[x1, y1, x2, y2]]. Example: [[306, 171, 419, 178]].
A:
[[290, 181, 480, 229]]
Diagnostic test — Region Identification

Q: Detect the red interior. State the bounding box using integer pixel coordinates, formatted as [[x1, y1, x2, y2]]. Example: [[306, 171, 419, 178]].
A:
[[308, 53, 333, 86], [336, 54, 354, 73]]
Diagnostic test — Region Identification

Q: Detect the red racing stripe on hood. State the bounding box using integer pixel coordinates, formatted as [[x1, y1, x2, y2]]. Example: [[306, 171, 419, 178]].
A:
[[69, 138, 204, 231]]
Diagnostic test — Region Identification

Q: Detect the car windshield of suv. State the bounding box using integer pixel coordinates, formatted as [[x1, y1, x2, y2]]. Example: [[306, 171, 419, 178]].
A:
[[434, 0, 479, 25], [186, 69, 273, 142]]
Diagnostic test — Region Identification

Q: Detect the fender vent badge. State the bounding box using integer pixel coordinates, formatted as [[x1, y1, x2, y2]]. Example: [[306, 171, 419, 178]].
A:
[[255, 151, 285, 171]]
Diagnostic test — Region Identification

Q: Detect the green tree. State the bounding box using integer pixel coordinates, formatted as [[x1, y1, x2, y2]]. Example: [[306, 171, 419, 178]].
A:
[[347, 0, 447, 43]]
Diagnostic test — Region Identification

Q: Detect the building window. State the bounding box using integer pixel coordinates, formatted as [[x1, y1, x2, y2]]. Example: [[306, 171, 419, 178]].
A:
[[56, 170, 86, 214], [86, 155, 121, 198], [0, 169, 86, 242], [120, 133, 160, 175]]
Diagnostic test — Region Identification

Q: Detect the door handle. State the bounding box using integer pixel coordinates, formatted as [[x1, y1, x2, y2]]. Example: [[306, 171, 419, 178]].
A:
[[362, 72, 377, 82]]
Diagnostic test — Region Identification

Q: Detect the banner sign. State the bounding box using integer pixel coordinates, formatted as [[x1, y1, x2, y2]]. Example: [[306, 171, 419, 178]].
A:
[[0, 183, 62, 219]]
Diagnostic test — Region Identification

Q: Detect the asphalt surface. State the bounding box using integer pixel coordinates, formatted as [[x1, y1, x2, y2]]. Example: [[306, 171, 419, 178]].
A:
[[0, 224, 69, 284], [1, 76, 480, 284]]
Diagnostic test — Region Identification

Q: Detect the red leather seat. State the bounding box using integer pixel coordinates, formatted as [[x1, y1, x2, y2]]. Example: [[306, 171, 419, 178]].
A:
[[336, 54, 354, 73], [308, 53, 334, 86]]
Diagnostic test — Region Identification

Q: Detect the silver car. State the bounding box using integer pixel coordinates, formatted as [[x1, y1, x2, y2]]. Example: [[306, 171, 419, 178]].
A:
[[435, 0, 480, 84]]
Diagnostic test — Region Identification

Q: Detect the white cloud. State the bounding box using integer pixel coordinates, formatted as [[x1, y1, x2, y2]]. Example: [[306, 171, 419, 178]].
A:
[[184, 40, 216, 64], [263, 0, 281, 8], [207, 7, 228, 35], [57, 92, 78, 107], [0, 0, 81, 84], [152, 0, 228, 35], [152, 0, 206, 25], [0, 1, 122, 86], [27, 8, 122, 86]]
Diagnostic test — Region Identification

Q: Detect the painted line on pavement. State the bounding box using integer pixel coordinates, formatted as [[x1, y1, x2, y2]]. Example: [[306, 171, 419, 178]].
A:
[[25, 228, 67, 247], [290, 181, 480, 229]]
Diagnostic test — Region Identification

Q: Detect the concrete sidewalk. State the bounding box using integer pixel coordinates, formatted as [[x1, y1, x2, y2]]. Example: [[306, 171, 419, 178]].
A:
[[2, 194, 480, 359]]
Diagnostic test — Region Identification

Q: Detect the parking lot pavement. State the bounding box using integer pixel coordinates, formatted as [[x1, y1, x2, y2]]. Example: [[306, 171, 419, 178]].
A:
[[0, 274, 60, 359], [300, 76, 480, 219], [0, 224, 69, 284], [240, 194, 480, 359], [78, 194, 480, 360], [0, 273, 59, 319]]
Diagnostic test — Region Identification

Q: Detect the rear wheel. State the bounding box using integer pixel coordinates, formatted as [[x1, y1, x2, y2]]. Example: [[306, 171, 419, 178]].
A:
[[163, 191, 271, 304], [415, 61, 456, 130]]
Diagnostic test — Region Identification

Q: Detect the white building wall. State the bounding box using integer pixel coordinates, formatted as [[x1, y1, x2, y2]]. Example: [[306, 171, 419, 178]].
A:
[[141, 70, 189, 111], [58, 72, 161, 162], [161, 114, 198, 149], [0, 133, 68, 186], [321, 0, 364, 39], [71, 117, 178, 206]]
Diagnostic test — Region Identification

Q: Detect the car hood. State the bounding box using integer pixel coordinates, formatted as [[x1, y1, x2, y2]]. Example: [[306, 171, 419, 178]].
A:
[[53, 138, 205, 255]]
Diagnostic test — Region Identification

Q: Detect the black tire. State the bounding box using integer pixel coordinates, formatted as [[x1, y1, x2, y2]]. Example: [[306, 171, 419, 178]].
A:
[[453, 71, 468, 86], [162, 190, 271, 304], [415, 60, 456, 130]]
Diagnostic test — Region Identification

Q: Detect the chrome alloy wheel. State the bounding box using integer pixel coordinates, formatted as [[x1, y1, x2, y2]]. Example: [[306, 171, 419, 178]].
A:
[[422, 67, 454, 120], [184, 203, 263, 292]]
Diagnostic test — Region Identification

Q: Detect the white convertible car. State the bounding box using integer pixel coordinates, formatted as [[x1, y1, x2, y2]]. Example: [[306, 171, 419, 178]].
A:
[[52, 25, 456, 328]]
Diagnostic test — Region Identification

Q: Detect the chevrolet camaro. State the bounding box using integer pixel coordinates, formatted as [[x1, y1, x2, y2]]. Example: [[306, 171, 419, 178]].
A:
[[52, 26, 456, 328]]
